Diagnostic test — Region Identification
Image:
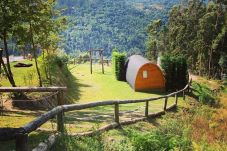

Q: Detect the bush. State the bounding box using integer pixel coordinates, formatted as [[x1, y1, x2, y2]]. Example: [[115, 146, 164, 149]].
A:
[[54, 134, 104, 151], [161, 54, 189, 91], [128, 119, 192, 151], [40, 53, 70, 86], [112, 50, 126, 81], [191, 82, 217, 105]]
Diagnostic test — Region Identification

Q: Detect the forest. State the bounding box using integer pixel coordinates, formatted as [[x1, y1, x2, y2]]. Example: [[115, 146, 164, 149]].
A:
[[57, 0, 179, 55], [146, 0, 227, 79]]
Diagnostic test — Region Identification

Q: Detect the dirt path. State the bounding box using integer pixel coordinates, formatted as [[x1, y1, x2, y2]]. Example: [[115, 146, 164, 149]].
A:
[[2, 56, 25, 63]]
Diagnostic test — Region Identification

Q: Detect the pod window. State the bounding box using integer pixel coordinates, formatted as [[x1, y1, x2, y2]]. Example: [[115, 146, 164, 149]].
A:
[[143, 70, 148, 79]]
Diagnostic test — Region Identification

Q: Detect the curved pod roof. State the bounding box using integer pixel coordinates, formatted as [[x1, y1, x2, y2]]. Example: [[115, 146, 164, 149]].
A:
[[126, 55, 165, 91]]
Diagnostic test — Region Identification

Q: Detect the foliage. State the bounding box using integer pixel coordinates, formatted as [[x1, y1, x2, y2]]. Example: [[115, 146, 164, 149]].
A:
[[54, 134, 104, 151], [219, 54, 227, 73], [111, 48, 118, 73], [54, 117, 192, 151], [146, 19, 163, 61], [191, 82, 217, 105], [0, 0, 66, 87], [41, 53, 69, 86], [57, 0, 179, 55], [147, 0, 227, 79], [112, 51, 126, 81], [128, 119, 192, 151], [161, 54, 188, 91]]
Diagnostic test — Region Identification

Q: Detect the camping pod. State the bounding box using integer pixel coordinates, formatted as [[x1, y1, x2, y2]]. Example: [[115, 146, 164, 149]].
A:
[[126, 55, 165, 91]]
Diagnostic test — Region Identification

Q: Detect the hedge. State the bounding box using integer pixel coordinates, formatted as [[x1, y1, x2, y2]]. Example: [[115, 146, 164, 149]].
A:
[[161, 54, 188, 91], [112, 50, 126, 81]]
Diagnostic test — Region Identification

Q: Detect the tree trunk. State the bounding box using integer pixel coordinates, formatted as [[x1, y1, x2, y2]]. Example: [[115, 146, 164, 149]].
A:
[[0, 61, 1, 74], [0, 57, 10, 81], [23, 48, 26, 59], [3, 29, 16, 87], [30, 23, 42, 87], [208, 48, 213, 79]]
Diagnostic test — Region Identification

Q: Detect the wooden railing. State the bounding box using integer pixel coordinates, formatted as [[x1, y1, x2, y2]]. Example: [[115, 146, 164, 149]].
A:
[[0, 81, 191, 151]]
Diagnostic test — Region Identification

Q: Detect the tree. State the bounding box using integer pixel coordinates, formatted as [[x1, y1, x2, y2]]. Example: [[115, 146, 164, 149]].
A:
[[15, 0, 66, 87], [147, 0, 227, 79], [146, 19, 162, 61], [0, 0, 21, 87]]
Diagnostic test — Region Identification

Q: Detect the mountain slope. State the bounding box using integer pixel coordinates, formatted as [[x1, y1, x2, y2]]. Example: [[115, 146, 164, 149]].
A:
[[58, 0, 179, 55]]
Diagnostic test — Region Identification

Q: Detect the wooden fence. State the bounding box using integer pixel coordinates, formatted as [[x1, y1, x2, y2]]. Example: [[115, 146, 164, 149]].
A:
[[0, 81, 191, 151]]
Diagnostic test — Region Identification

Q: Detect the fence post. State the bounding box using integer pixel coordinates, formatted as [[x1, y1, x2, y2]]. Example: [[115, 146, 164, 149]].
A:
[[114, 103, 119, 124], [164, 97, 168, 111], [90, 51, 92, 74], [188, 79, 192, 93], [57, 91, 64, 133], [145, 101, 149, 117], [183, 90, 185, 100], [16, 133, 28, 151], [175, 93, 178, 105]]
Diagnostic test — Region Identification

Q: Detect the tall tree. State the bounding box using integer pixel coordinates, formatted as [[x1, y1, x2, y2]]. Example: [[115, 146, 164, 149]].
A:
[[0, 0, 20, 87], [146, 0, 227, 79], [17, 0, 65, 86]]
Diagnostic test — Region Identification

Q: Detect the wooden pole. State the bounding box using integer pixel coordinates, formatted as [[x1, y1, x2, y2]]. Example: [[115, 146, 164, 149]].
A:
[[145, 101, 149, 117], [114, 103, 119, 124], [183, 90, 185, 100], [101, 50, 104, 74], [57, 91, 64, 133], [16, 133, 28, 151], [0, 48, 2, 74], [175, 93, 178, 105], [90, 50, 92, 74], [164, 97, 168, 111], [188, 79, 192, 93]]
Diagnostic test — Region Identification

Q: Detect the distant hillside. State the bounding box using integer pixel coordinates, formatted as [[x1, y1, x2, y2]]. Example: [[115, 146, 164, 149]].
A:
[[57, 0, 179, 56]]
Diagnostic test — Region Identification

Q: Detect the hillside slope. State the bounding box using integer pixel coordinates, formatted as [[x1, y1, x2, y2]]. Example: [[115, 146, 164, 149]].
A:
[[57, 0, 179, 55]]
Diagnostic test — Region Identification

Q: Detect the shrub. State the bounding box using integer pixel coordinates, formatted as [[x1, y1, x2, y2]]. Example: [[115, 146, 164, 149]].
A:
[[128, 119, 192, 151], [112, 50, 126, 81], [54, 133, 104, 151], [161, 54, 189, 91], [191, 82, 217, 105], [40, 53, 70, 86]]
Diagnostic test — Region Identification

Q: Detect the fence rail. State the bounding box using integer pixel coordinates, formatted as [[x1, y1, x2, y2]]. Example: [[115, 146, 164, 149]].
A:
[[0, 81, 191, 151], [0, 87, 67, 92]]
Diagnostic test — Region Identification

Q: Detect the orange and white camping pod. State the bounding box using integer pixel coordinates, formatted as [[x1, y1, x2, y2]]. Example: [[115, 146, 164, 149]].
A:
[[126, 55, 165, 91]]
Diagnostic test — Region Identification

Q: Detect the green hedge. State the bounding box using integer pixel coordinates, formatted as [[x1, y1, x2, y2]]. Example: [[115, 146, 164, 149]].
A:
[[112, 50, 126, 81], [161, 55, 188, 91]]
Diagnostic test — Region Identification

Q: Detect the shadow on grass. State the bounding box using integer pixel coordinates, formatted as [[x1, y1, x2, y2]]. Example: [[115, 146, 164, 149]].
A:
[[137, 89, 167, 95], [1, 110, 44, 117], [65, 110, 114, 124], [0, 131, 52, 151], [57, 66, 92, 103]]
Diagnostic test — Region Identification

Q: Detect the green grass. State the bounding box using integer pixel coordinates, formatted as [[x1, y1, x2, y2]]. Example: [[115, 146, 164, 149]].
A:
[[68, 63, 163, 102], [0, 60, 39, 87], [0, 62, 181, 131], [0, 61, 185, 150]]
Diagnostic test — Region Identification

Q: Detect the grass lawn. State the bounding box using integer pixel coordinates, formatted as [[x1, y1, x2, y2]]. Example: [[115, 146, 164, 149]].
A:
[[0, 60, 39, 87], [68, 63, 164, 102], [0, 61, 184, 150]]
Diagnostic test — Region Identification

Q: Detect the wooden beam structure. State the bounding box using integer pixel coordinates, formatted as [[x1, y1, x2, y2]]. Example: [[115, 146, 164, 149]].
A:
[[89, 49, 104, 74]]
